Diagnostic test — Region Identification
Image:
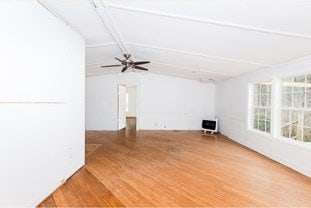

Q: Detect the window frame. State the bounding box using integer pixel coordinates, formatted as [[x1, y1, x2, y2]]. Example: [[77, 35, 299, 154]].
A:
[[278, 73, 311, 144], [247, 73, 311, 150], [248, 80, 273, 137]]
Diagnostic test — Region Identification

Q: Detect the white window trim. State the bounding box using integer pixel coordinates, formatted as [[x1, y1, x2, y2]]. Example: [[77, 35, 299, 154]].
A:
[[247, 81, 272, 135], [280, 74, 310, 142], [247, 76, 311, 151]]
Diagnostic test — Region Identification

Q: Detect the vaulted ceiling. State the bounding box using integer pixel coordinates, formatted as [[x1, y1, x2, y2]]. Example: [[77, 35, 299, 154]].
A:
[[42, 0, 311, 82]]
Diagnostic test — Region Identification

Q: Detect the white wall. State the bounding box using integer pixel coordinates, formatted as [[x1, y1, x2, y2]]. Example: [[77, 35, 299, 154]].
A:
[[86, 72, 215, 130], [126, 86, 137, 117], [140, 73, 215, 130], [0, 2, 85, 206], [86, 74, 118, 130], [216, 56, 311, 177]]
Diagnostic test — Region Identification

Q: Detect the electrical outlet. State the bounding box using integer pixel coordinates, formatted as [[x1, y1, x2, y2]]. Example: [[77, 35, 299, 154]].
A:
[[155, 122, 158, 127]]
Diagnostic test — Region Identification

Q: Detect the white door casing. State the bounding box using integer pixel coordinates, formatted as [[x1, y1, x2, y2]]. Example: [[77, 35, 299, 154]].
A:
[[118, 85, 126, 129]]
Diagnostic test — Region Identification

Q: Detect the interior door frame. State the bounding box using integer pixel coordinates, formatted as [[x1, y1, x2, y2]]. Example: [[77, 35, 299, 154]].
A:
[[117, 85, 126, 130], [117, 84, 140, 131], [129, 85, 139, 131]]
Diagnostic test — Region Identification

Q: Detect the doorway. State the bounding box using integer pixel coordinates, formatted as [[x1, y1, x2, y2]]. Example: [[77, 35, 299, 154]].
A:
[[118, 85, 137, 130]]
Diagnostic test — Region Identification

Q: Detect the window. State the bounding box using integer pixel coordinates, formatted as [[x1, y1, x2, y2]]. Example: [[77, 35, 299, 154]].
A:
[[251, 82, 272, 133], [281, 74, 311, 143]]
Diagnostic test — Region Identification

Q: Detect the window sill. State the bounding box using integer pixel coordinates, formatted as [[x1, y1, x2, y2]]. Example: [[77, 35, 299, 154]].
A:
[[274, 136, 311, 152]]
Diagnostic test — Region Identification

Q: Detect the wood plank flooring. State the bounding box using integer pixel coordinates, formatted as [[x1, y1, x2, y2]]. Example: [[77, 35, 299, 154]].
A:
[[39, 130, 311, 207], [126, 117, 136, 130]]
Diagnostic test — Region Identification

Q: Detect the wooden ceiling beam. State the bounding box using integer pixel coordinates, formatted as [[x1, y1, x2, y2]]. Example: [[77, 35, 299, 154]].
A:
[[107, 3, 311, 40]]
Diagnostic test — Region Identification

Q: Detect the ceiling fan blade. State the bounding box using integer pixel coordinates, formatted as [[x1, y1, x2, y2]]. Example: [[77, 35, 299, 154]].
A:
[[115, 57, 123, 62], [133, 61, 150, 65], [121, 66, 128, 73], [101, 64, 123, 68], [133, 65, 149, 71]]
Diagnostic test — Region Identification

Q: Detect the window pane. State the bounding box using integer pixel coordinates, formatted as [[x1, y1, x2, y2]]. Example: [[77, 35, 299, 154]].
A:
[[253, 119, 259, 130], [282, 125, 290, 138], [307, 92, 311, 108], [303, 127, 311, 142], [293, 75, 305, 92], [294, 75, 305, 83], [266, 109, 271, 133], [282, 93, 292, 107], [261, 94, 267, 106], [267, 94, 271, 107], [307, 75, 311, 91], [281, 110, 290, 125], [259, 120, 265, 132], [293, 92, 305, 108], [251, 82, 271, 134], [254, 84, 260, 94], [290, 125, 303, 141], [291, 111, 303, 126], [294, 86, 305, 92], [281, 74, 311, 143], [304, 111, 311, 128], [282, 78, 293, 93], [253, 108, 259, 129], [259, 109, 265, 120], [254, 108, 259, 119], [266, 121, 271, 133], [266, 109, 271, 120], [267, 85, 272, 95], [253, 94, 259, 106], [261, 84, 267, 94]]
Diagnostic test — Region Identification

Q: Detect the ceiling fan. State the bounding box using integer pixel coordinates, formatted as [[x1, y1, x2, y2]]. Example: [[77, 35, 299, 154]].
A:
[[101, 53, 150, 73]]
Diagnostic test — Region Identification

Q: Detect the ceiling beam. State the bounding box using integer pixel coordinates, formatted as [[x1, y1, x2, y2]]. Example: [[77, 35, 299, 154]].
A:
[[148, 70, 225, 83], [84, 42, 269, 66], [151, 61, 237, 77], [86, 60, 237, 77], [126, 42, 270, 67], [86, 42, 117, 48], [107, 3, 311, 40], [38, 0, 84, 38], [89, 0, 129, 54]]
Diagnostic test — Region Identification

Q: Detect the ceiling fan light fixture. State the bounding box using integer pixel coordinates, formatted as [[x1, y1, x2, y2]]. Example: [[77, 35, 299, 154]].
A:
[[101, 53, 150, 73]]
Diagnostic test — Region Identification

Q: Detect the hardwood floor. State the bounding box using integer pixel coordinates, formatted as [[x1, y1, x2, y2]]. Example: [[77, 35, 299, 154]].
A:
[[126, 117, 136, 130], [39, 130, 311, 207]]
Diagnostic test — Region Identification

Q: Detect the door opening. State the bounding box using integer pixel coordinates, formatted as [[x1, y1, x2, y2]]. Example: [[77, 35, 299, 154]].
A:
[[118, 85, 126, 130], [125, 86, 137, 130], [118, 85, 137, 130]]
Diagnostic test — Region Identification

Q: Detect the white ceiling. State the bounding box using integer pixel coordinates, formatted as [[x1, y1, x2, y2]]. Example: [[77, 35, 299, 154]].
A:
[[42, 0, 311, 82]]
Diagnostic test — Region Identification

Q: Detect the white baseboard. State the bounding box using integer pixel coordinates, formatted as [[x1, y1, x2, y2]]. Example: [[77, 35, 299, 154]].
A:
[[223, 133, 311, 178]]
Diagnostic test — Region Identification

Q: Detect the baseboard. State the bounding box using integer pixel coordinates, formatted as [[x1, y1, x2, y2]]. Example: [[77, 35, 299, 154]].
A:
[[222, 132, 311, 178], [36, 164, 85, 207]]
